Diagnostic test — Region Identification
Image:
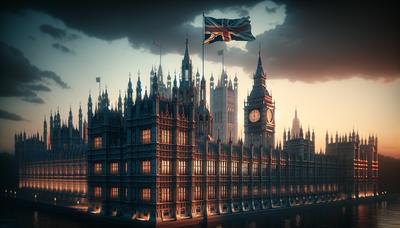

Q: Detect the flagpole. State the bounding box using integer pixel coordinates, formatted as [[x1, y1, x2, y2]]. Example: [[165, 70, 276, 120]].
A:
[[202, 11, 205, 82], [222, 49, 225, 72]]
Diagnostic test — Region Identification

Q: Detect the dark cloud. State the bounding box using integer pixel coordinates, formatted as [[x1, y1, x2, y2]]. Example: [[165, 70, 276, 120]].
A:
[[0, 41, 70, 103], [213, 1, 400, 82], [0, 109, 25, 121], [52, 42, 74, 54], [5, 1, 400, 82], [39, 24, 80, 41]]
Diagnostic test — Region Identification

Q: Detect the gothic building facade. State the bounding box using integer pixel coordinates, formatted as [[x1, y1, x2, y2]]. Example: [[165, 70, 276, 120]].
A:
[[15, 108, 88, 206], [15, 39, 379, 226]]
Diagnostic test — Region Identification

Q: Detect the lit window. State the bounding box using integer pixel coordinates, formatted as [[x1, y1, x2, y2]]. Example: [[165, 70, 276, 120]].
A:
[[110, 162, 119, 175], [161, 187, 171, 202], [232, 161, 238, 176], [220, 185, 227, 199], [232, 185, 238, 198], [177, 130, 187, 145], [242, 163, 248, 176], [110, 187, 119, 199], [142, 188, 151, 201], [142, 161, 151, 174], [178, 160, 187, 175], [194, 160, 202, 175], [161, 160, 170, 174], [194, 185, 202, 200], [160, 129, 171, 144], [253, 163, 258, 176], [141, 129, 151, 144], [177, 187, 186, 201], [94, 137, 102, 149], [219, 161, 227, 175], [124, 161, 128, 174], [94, 186, 102, 198], [207, 160, 215, 175], [208, 185, 216, 199], [94, 163, 102, 174]]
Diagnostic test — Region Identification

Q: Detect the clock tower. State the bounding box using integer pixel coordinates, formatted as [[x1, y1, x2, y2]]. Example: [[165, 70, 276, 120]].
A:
[[244, 51, 275, 148]]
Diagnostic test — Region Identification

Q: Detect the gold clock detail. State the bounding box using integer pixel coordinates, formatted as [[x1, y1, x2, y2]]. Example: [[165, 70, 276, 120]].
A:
[[249, 109, 260, 123], [267, 109, 273, 123]]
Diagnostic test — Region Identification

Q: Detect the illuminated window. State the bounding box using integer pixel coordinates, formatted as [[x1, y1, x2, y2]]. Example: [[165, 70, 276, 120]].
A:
[[208, 185, 216, 199], [253, 163, 259, 176], [94, 163, 102, 174], [94, 136, 102, 149], [141, 160, 151, 174], [220, 185, 227, 199], [160, 129, 171, 144], [161, 160, 170, 174], [242, 163, 248, 176], [142, 188, 151, 201], [161, 187, 171, 202], [124, 161, 128, 174], [194, 185, 201, 200], [232, 161, 238, 176], [177, 187, 186, 201], [232, 185, 238, 198], [207, 160, 215, 175], [110, 162, 119, 175], [110, 187, 119, 199], [177, 130, 187, 145], [141, 129, 151, 144], [219, 160, 227, 175], [94, 186, 102, 198], [194, 160, 202, 175], [178, 160, 187, 175]]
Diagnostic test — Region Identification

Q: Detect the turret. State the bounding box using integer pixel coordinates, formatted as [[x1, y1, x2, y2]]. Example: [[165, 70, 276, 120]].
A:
[[234, 74, 238, 90], [68, 106, 73, 145], [167, 71, 171, 90], [43, 116, 47, 149], [128, 73, 133, 103], [210, 73, 214, 90], [283, 128, 287, 143], [136, 72, 142, 102], [200, 75, 206, 105], [78, 104, 83, 140], [117, 90, 122, 113], [181, 38, 192, 87], [87, 92, 93, 127], [172, 72, 178, 100], [326, 131, 329, 145]]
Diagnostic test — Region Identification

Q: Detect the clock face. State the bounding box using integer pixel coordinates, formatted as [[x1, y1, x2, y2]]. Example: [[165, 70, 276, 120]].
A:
[[267, 109, 273, 123], [249, 109, 261, 123]]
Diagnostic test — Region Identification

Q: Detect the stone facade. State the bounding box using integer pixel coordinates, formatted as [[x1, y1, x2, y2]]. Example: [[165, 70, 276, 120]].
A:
[[15, 39, 379, 226]]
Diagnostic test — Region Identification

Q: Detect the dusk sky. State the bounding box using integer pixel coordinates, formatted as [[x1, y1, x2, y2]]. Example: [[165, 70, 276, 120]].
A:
[[0, 1, 399, 157]]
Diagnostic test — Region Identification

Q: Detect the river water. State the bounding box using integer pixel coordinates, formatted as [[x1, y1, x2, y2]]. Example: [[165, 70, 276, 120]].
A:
[[1, 198, 399, 228]]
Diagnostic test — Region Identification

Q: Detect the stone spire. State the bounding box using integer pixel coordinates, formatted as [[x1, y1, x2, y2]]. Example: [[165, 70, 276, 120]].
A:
[[291, 108, 301, 138]]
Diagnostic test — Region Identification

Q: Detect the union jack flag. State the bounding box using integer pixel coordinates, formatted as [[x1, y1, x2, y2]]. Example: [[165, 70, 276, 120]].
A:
[[204, 16, 255, 45]]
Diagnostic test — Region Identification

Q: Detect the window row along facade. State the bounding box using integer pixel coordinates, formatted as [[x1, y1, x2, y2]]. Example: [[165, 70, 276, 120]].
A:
[[15, 39, 378, 226]]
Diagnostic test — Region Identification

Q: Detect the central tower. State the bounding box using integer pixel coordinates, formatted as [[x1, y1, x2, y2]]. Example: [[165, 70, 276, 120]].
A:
[[244, 52, 275, 148]]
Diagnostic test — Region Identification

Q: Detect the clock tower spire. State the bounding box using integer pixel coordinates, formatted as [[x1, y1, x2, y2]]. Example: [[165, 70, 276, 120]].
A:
[[244, 51, 275, 148]]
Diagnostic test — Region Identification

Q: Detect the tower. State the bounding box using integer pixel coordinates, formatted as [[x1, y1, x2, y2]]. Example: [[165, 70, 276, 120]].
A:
[[79, 104, 83, 140], [210, 70, 238, 143], [43, 116, 47, 149], [244, 51, 275, 148], [291, 109, 300, 138]]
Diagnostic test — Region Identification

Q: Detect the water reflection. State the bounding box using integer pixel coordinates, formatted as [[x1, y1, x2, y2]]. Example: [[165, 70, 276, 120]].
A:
[[1, 199, 400, 228]]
